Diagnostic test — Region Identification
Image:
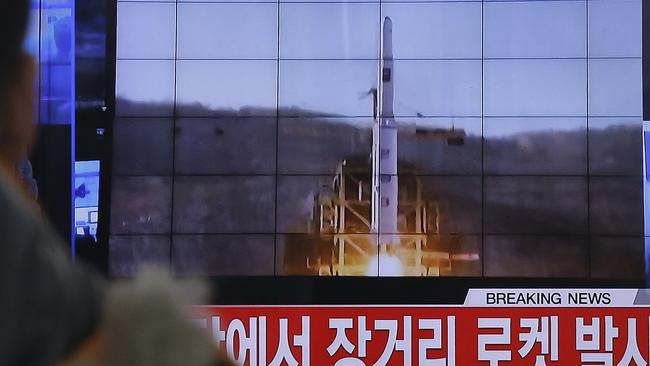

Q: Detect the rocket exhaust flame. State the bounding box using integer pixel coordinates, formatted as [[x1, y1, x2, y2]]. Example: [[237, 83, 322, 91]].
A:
[[366, 253, 404, 277]]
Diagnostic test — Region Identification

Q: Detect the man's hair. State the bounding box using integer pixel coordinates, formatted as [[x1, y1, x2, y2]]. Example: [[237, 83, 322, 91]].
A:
[[0, 0, 30, 97]]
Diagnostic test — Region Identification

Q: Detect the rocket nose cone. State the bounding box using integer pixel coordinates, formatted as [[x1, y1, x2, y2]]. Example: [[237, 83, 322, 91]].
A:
[[383, 17, 392, 33]]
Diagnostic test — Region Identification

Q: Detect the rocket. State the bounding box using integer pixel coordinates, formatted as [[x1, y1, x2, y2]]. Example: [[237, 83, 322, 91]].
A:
[[371, 17, 399, 247]]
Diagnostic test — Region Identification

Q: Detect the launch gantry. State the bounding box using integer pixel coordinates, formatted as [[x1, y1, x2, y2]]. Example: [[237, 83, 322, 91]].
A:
[[302, 16, 479, 276]]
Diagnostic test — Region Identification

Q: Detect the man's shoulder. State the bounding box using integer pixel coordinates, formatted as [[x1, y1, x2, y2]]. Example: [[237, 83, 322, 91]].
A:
[[0, 171, 49, 247]]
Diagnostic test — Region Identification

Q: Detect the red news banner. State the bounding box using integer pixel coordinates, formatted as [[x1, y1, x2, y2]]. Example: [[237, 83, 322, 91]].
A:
[[192, 289, 650, 366]]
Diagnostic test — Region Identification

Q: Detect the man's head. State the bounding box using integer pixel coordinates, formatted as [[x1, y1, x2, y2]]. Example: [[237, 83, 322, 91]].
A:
[[0, 0, 36, 167]]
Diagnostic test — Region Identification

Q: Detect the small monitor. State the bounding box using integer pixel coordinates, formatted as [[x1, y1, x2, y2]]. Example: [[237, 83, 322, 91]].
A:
[[74, 160, 100, 240]]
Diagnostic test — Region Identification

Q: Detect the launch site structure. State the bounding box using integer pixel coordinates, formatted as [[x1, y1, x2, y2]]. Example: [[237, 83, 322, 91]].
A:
[[309, 17, 479, 276]]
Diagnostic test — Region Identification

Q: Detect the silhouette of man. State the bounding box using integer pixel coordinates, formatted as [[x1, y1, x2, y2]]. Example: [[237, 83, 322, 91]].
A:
[[0, 2, 104, 365]]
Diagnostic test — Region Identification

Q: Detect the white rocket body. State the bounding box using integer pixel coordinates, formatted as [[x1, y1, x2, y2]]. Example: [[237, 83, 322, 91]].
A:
[[371, 17, 399, 246]]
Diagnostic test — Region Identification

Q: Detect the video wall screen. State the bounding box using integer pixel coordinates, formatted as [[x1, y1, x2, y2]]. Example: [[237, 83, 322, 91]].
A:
[[111, 0, 644, 278]]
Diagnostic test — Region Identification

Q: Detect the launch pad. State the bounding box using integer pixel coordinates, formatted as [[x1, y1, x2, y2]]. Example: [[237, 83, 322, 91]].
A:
[[286, 16, 479, 277], [308, 158, 479, 276]]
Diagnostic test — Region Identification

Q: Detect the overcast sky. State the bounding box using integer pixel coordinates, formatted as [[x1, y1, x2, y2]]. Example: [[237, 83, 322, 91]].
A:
[[115, 0, 642, 134]]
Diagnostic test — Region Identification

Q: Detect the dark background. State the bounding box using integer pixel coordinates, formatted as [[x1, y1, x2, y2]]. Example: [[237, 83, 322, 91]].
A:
[[643, 0, 650, 121]]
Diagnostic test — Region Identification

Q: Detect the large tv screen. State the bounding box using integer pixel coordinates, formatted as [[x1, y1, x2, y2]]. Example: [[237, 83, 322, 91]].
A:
[[110, 0, 644, 279]]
